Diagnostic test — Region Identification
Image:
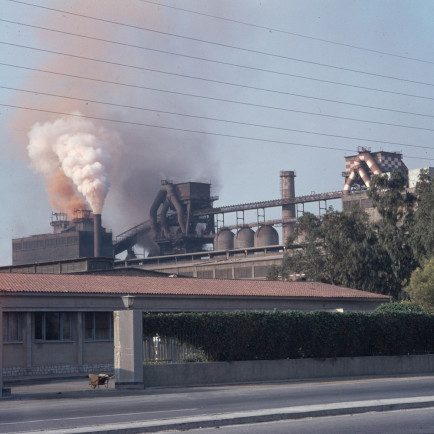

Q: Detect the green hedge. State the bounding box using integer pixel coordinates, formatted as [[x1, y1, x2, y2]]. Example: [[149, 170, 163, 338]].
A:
[[143, 311, 434, 362]]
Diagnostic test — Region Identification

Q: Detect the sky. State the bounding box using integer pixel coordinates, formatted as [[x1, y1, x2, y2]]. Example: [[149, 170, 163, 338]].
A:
[[1, 0, 433, 265]]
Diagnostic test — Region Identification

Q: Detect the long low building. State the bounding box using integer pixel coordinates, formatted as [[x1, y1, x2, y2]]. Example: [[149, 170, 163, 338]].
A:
[[1, 273, 390, 381]]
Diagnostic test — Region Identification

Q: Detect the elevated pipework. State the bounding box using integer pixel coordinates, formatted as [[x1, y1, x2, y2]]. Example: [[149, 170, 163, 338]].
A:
[[343, 151, 382, 195], [281, 171, 296, 244]]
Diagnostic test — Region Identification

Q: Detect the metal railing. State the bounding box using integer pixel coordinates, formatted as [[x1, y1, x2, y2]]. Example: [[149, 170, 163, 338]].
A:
[[143, 334, 207, 363]]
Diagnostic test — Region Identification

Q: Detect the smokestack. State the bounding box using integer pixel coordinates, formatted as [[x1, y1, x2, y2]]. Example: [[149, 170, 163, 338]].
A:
[[281, 170, 296, 244], [94, 214, 102, 257]]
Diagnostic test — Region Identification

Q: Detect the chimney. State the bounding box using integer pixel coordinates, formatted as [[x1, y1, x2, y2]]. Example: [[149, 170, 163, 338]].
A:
[[94, 213, 102, 257], [280, 170, 296, 244]]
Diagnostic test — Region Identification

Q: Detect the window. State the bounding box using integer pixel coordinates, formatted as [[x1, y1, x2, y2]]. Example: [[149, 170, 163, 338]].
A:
[[3, 312, 23, 343], [34, 312, 73, 341], [85, 312, 113, 341]]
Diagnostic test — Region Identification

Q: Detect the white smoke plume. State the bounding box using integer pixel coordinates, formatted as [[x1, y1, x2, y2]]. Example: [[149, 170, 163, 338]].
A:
[[8, 0, 223, 239], [27, 114, 121, 215]]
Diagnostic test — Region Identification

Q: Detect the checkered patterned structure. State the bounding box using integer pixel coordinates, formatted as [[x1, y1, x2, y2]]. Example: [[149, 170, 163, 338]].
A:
[[344, 151, 408, 177], [375, 152, 408, 176]]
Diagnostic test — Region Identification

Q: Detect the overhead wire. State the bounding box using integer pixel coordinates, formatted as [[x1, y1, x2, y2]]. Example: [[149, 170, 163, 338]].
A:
[[138, 0, 434, 66], [2, 86, 432, 151], [5, 0, 434, 88], [2, 1, 433, 160], [0, 86, 434, 150], [2, 62, 434, 134], [1, 21, 433, 104], [3, 41, 434, 107], [2, 102, 432, 161]]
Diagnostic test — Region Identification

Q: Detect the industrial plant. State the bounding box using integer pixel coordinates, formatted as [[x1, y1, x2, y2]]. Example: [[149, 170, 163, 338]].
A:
[[7, 148, 432, 278]]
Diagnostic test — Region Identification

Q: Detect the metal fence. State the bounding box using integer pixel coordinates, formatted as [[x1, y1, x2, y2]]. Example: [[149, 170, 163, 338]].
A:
[[143, 334, 207, 363]]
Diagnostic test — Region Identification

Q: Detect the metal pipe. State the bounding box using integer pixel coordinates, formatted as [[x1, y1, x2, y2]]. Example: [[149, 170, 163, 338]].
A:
[[94, 213, 102, 257], [149, 189, 167, 236], [343, 152, 382, 195], [163, 183, 186, 235]]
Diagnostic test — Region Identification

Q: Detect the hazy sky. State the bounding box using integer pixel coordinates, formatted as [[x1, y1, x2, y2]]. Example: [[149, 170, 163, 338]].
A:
[[1, 0, 433, 265]]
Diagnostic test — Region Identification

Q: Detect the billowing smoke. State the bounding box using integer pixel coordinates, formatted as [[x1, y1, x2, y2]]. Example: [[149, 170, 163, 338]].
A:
[[8, 1, 222, 246], [27, 115, 120, 216]]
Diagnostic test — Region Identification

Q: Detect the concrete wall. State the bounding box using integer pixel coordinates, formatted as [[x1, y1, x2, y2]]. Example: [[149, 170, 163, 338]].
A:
[[143, 354, 434, 387]]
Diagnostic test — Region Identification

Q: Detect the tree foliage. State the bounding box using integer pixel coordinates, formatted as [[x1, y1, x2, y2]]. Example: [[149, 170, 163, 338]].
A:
[[270, 171, 433, 299], [406, 258, 434, 312], [367, 172, 418, 298], [374, 301, 424, 313], [274, 209, 386, 294], [411, 170, 434, 263]]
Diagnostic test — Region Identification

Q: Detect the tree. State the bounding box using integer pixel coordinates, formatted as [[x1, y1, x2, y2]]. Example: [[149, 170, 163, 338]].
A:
[[367, 172, 418, 299], [282, 212, 326, 282], [373, 301, 424, 313], [411, 170, 434, 263], [405, 258, 434, 312], [266, 263, 280, 281], [275, 170, 429, 299], [280, 209, 387, 293]]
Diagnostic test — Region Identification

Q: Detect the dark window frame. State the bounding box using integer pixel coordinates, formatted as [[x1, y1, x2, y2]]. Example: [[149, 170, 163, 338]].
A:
[[84, 312, 113, 341], [34, 312, 73, 342], [3, 312, 24, 343]]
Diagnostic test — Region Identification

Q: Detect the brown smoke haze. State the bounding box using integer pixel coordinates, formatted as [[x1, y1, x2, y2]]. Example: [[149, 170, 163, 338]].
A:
[[9, 0, 220, 237], [46, 171, 88, 218]]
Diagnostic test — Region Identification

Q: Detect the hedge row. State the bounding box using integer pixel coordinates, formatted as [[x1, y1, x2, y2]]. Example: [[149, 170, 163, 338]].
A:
[[143, 310, 434, 362]]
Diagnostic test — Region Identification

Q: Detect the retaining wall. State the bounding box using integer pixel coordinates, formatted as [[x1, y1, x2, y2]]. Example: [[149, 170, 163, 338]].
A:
[[143, 354, 434, 387]]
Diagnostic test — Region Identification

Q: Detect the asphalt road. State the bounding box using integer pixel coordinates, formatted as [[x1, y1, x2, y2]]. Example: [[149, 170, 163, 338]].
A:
[[180, 407, 434, 434], [2, 375, 434, 433]]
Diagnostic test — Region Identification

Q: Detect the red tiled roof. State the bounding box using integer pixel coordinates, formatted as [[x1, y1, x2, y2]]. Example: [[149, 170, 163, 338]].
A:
[[0, 273, 390, 300]]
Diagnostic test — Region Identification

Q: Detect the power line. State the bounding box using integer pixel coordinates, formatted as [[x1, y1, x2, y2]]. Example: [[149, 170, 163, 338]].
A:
[[1, 20, 434, 104], [139, 0, 434, 66], [4, 40, 434, 105], [2, 62, 434, 133], [1, 103, 432, 161], [3, 86, 432, 151], [6, 0, 434, 88]]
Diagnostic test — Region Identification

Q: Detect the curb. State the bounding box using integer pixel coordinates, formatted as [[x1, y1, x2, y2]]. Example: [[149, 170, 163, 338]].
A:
[[27, 396, 434, 433]]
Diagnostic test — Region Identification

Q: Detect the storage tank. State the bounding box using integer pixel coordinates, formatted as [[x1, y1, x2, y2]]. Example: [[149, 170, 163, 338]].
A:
[[215, 228, 234, 251], [254, 225, 279, 247], [234, 226, 255, 249]]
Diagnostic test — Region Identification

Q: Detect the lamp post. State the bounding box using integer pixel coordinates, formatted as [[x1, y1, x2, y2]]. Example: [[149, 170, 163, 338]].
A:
[[121, 295, 135, 310]]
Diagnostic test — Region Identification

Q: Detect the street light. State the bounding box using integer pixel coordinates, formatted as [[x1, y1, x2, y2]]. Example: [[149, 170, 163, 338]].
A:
[[121, 295, 135, 310]]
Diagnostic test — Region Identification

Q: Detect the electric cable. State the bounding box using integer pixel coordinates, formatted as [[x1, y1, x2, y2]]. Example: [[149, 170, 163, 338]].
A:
[[138, 0, 434, 66], [5, 0, 434, 87], [2, 62, 433, 133], [1, 21, 433, 104], [3, 41, 433, 104], [1, 103, 432, 161], [3, 86, 432, 151]]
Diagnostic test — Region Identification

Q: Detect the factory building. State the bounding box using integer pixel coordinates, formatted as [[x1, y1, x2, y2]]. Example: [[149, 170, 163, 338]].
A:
[[12, 210, 112, 266], [5, 150, 432, 277]]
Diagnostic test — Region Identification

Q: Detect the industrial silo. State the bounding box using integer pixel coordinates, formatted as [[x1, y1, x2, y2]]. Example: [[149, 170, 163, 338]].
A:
[[234, 226, 255, 249], [215, 228, 234, 251], [254, 225, 279, 247]]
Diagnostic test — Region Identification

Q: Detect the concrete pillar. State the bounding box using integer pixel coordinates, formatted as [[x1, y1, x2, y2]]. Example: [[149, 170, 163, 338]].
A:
[[114, 310, 144, 389], [26, 313, 32, 369], [0, 307, 10, 397], [281, 170, 296, 244], [77, 313, 83, 366], [0, 306, 3, 395]]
